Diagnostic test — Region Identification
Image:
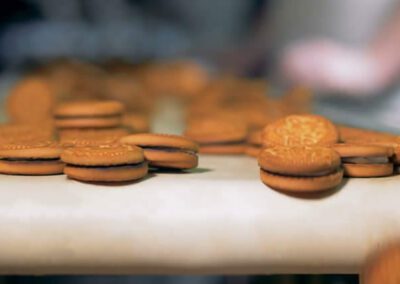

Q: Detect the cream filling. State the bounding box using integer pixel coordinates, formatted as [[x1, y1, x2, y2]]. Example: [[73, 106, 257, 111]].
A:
[[66, 161, 146, 169], [263, 168, 339, 177], [0, 158, 61, 164], [342, 157, 389, 164]]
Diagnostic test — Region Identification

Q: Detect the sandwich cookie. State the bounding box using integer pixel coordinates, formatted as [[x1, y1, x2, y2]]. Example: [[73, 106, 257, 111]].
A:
[[338, 125, 397, 146], [120, 133, 198, 170], [333, 144, 393, 177], [0, 141, 63, 175], [54, 100, 124, 128], [258, 146, 343, 193], [61, 144, 147, 182], [7, 76, 55, 124], [262, 114, 339, 147], [245, 130, 262, 158], [362, 242, 400, 284], [185, 118, 247, 155]]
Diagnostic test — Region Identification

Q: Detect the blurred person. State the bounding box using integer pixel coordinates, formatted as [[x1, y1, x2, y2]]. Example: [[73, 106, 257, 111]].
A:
[[273, 0, 400, 130], [220, 0, 400, 131], [280, 0, 400, 96], [221, 0, 400, 97]]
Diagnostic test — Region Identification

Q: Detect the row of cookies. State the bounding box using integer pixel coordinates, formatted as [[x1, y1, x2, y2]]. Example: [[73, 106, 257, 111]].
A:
[[0, 126, 199, 183], [257, 114, 400, 194], [184, 85, 312, 154], [2, 89, 200, 183]]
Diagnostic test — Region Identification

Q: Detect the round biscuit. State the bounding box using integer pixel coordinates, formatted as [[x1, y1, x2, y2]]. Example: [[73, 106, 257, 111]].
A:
[[260, 168, 343, 193], [258, 146, 341, 176], [262, 114, 338, 147], [61, 144, 144, 166]]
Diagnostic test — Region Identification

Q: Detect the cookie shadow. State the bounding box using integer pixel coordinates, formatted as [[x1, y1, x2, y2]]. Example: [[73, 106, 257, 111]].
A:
[[276, 178, 349, 200], [150, 167, 212, 174], [68, 173, 156, 187]]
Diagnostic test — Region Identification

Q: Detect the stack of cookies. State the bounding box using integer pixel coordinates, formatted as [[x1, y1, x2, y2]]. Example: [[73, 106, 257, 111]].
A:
[[54, 100, 125, 129], [61, 144, 148, 182], [259, 146, 343, 193], [258, 114, 343, 193]]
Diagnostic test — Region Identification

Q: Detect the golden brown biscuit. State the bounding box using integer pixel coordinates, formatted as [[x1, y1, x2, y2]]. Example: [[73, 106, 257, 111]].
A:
[[120, 133, 198, 170], [54, 100, 124, 129], [246, 130, 263, 158], [185, 118, 247, 143], [338, 125, 397, 146], [262, 114, 339, 147], [7, 76, 55, 123], [247, 130, 262, 146], [245, 145, 262, 158], [61, 144, 147, 182], [259, 146, 341, 176], [199, 144, 246, 155], [0, 123, 55, 143], [59, 128, 129, 147], [42, 59, 106, 100], [0, 140, 63, 175], [258, 146, 343, 193], [185, 118, 247, 155], [342, 163, 393, 177], [260, 169, 343, 193], [333, 143, 394, 177]]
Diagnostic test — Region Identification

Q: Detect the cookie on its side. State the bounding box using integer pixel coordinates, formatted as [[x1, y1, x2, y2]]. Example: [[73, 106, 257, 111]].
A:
[[54, 100, 124, 129], [120, 133, 198, 170], [333, 143, 393, 177], [0, 141, 63, 175], [61, 144, 147, 182], [258, 146, 343, 193]]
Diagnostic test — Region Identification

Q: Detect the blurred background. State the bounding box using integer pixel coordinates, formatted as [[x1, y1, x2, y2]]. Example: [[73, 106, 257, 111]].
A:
[[1, 0, 400, 131], [1, 0, 400, 283]]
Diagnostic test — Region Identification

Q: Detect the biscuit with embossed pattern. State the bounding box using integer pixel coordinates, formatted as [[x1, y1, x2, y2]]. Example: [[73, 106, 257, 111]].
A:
[[262, 114, 338, 147]]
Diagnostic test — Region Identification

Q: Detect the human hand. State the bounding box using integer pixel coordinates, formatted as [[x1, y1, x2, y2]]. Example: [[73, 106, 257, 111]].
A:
[[280, 39, 387, 96]]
